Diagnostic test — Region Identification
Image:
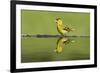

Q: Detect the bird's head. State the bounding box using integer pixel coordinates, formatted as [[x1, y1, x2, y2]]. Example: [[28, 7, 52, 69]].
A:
[[56, 17, 63, 24]]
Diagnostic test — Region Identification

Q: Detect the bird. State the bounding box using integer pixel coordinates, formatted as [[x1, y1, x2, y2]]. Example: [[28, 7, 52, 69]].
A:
[[56, 18, 74, 36]]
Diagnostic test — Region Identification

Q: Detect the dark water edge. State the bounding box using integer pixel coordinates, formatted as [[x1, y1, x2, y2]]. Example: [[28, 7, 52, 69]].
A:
[[21, 34, 90, 38], [22, 58, 90, 63]]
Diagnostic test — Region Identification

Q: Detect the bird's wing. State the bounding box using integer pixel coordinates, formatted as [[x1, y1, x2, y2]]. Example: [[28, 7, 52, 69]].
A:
[[63, 24, 68, 30], [63, 25, 72, 32], [63, 24, 68, 28]]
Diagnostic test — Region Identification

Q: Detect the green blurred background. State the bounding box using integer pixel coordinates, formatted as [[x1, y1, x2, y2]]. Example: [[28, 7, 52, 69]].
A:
[[21, 10, 90, 36]]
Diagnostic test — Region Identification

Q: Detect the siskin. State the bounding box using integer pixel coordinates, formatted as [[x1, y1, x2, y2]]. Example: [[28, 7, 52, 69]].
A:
[[56, 18, 74, 36]]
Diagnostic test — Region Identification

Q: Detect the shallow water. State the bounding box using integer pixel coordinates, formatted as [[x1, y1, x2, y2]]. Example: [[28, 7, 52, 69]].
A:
[[21, 37, 90, 63]]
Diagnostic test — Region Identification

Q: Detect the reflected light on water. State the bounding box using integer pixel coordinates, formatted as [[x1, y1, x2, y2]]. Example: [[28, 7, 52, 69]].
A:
[[55, 37, 75, 53]]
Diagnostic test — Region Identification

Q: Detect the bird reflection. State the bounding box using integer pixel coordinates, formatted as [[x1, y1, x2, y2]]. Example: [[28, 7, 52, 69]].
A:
[[55, 37, 75, 53]]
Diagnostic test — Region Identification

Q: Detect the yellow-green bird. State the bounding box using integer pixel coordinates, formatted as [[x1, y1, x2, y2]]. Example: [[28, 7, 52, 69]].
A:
[[56, 18, 74, 36]]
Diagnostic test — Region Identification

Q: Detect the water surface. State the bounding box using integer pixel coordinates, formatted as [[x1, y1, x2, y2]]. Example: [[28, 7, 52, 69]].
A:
[[21, 37, 90, 63]]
